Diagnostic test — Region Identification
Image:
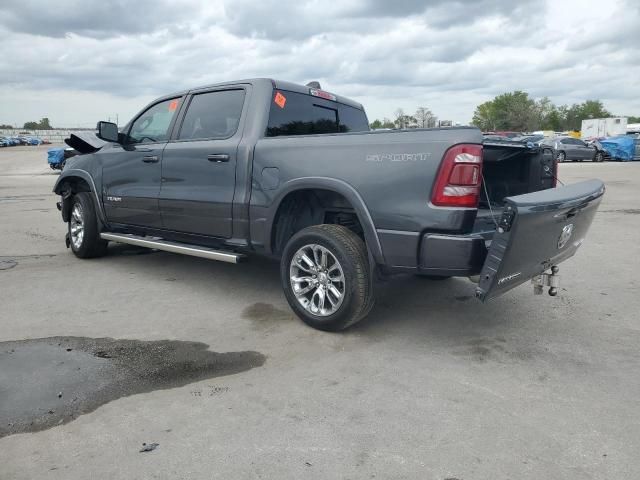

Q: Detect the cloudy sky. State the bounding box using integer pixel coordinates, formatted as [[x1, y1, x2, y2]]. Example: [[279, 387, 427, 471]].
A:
[[0, 0, 638, 128]]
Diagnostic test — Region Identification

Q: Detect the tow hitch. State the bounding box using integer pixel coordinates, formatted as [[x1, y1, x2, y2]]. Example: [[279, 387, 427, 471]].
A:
[[531, 266, 560, 296]]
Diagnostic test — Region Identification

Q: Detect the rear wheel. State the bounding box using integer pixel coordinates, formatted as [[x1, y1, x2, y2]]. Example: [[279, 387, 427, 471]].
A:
[[281, 224, 374, 331], [595, 151, 604, 162], [69, 192, 108, 258], [557, 151, 566, 162]]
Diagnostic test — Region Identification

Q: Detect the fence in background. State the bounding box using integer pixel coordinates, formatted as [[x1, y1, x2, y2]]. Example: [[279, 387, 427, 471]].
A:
[[0, 129, 93, 144]]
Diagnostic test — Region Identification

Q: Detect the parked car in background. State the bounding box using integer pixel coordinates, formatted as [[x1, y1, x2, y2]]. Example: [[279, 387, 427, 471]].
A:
[[0, 136, 10, 147], [584, 139, 610, 161], [492, 131, 521, 138], [545, 136, 602, 162], [482, 134, 513, 142], [511, 134, 548, 146]]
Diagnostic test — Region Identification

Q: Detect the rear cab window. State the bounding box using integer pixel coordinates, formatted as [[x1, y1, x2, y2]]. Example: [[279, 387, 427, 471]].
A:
[[266, 90, 369, 137]]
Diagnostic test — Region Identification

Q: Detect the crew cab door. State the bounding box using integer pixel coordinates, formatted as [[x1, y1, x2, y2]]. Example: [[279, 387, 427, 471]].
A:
[[159, 88, 246, 238], [476, 179, 604, 301], [102, 97, 182, 227]]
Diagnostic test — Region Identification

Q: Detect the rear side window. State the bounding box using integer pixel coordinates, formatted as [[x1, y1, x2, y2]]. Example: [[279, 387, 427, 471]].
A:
[[178, 89, 245, 140], [266, 90, 368, 137], [338, 104, 369, 133]]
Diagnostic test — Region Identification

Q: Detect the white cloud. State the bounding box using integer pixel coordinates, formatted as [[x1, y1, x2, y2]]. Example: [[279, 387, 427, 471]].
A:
[[0, 0, 638, 127]]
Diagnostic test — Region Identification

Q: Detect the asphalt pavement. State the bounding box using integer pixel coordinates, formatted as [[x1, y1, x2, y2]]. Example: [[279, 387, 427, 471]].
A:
[[0, 145, 639, 479]]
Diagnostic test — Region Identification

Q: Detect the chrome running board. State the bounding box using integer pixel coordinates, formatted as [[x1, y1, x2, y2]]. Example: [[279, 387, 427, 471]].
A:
[[100, 233, 244, 264]]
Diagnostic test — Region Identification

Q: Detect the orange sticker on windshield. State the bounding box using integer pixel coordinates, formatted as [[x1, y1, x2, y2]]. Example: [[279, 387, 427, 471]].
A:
[[274, 91, 286, 109], [168, 100, 178, 111]]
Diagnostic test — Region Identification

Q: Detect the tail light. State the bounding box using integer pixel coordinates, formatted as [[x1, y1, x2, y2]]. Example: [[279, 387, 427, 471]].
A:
[[431, 144, 483, 208]]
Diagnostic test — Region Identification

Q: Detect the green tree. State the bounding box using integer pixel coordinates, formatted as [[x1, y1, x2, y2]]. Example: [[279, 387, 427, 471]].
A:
[[563, 100, 611, 130], [471, 91, 536, 131], [414, 107, 437, 128], [394, 109, 418, 128], [471, 101, 498, 131], [23, 118, 53, 130], [370, 118, 397, 129], [380, 118, 395, 129], [39, 117, 53, 129], [0, 124, 13, 129], [627, 116, 640, 123], [491, 91, 536, 131], [393, 108, 406, 128], [543, 107, 563, 131]]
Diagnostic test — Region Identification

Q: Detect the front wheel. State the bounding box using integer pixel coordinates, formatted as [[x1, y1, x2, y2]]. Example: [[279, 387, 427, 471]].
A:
[[281, 224, 374, 331], [557, 151, 566, 162], [68, 192, 108, 258], [595, 151, 604, 162]]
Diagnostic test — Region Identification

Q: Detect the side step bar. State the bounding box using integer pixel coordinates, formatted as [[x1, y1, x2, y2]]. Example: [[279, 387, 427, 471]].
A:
[[100, 233, 244, 264]]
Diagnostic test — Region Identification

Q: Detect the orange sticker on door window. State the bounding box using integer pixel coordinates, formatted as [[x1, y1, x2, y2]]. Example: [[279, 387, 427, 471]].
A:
[[168, 100, 178, 111], [274, 91, 287, 109]]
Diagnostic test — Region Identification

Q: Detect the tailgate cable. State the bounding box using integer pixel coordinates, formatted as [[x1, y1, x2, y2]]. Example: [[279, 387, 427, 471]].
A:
[[544, 164, 565, 186], [481, 173, 499, 228]]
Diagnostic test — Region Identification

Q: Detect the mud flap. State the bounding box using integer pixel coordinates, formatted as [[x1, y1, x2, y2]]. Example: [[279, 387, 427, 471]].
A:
[[476, 179, 605, 301]]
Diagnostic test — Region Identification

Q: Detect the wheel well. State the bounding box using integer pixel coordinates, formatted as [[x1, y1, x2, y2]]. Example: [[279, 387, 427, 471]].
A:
[[272, 189, 364, 255], [57, 177, 91, 195], [56, 177, 92, 222]]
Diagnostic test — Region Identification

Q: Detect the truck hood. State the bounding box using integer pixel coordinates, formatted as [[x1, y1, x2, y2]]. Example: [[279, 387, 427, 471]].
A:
[[64, 132, 107, 154]]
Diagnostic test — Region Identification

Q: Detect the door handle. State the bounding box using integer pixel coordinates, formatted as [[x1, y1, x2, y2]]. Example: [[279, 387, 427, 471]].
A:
[[207, 154, 230, 163], [142, 155, 159, 163]]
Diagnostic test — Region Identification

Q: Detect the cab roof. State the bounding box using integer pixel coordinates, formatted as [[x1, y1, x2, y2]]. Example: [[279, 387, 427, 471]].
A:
[[158, 78, 364, 110]]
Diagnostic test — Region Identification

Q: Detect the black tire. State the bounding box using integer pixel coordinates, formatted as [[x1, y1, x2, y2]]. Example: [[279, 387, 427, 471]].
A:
[[557, 151, 566, 162], [68, 192, 108, 258], [595, 151, 604, 162], [280, 224, 374, 331]]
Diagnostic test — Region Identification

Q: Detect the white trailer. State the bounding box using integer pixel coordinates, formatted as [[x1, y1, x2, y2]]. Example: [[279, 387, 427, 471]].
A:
[[581, 118, 627, 139]]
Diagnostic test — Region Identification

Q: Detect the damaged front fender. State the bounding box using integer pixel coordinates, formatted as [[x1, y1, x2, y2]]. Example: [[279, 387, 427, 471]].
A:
[[53, 167, 108, 227], [64, 131, 107, 154]]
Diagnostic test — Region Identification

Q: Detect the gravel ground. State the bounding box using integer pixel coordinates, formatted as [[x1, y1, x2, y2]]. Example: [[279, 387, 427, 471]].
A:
[[0, 145, 639, 479]]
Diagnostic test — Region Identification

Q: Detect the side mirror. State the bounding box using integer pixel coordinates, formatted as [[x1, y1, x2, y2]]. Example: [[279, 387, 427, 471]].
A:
[[96, 121, 119, 142]]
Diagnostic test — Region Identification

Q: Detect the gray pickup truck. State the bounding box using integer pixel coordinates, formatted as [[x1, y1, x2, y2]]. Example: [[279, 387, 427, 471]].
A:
[[54, 78, 605, 331]]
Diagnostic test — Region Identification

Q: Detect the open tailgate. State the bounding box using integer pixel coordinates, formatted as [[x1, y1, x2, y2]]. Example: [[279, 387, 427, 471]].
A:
[[476, 179, 605, 301]]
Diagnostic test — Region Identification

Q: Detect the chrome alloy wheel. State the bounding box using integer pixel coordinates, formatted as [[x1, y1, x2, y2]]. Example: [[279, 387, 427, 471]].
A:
[[289, 244, 345, 316], [70, 202, 85, 249]]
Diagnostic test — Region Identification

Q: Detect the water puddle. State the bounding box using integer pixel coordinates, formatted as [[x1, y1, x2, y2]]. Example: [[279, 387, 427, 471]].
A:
[[0, 337, 265, 437]]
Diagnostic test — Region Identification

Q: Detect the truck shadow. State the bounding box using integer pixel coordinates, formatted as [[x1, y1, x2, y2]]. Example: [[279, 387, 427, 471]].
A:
[[101, 245, 531, 343]]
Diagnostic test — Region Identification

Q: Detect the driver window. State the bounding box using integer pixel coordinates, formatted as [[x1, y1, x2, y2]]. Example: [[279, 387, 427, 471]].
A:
[[128, 98, 180, 144]]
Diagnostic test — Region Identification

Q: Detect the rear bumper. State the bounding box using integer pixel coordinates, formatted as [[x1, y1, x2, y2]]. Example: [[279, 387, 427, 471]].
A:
[[377, 229, 488, 276], [418, 234, 487, 276]]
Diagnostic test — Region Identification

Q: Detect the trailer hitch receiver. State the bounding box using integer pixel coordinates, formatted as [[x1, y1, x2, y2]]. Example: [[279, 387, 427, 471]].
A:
[[532, 265, 560, 296]]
